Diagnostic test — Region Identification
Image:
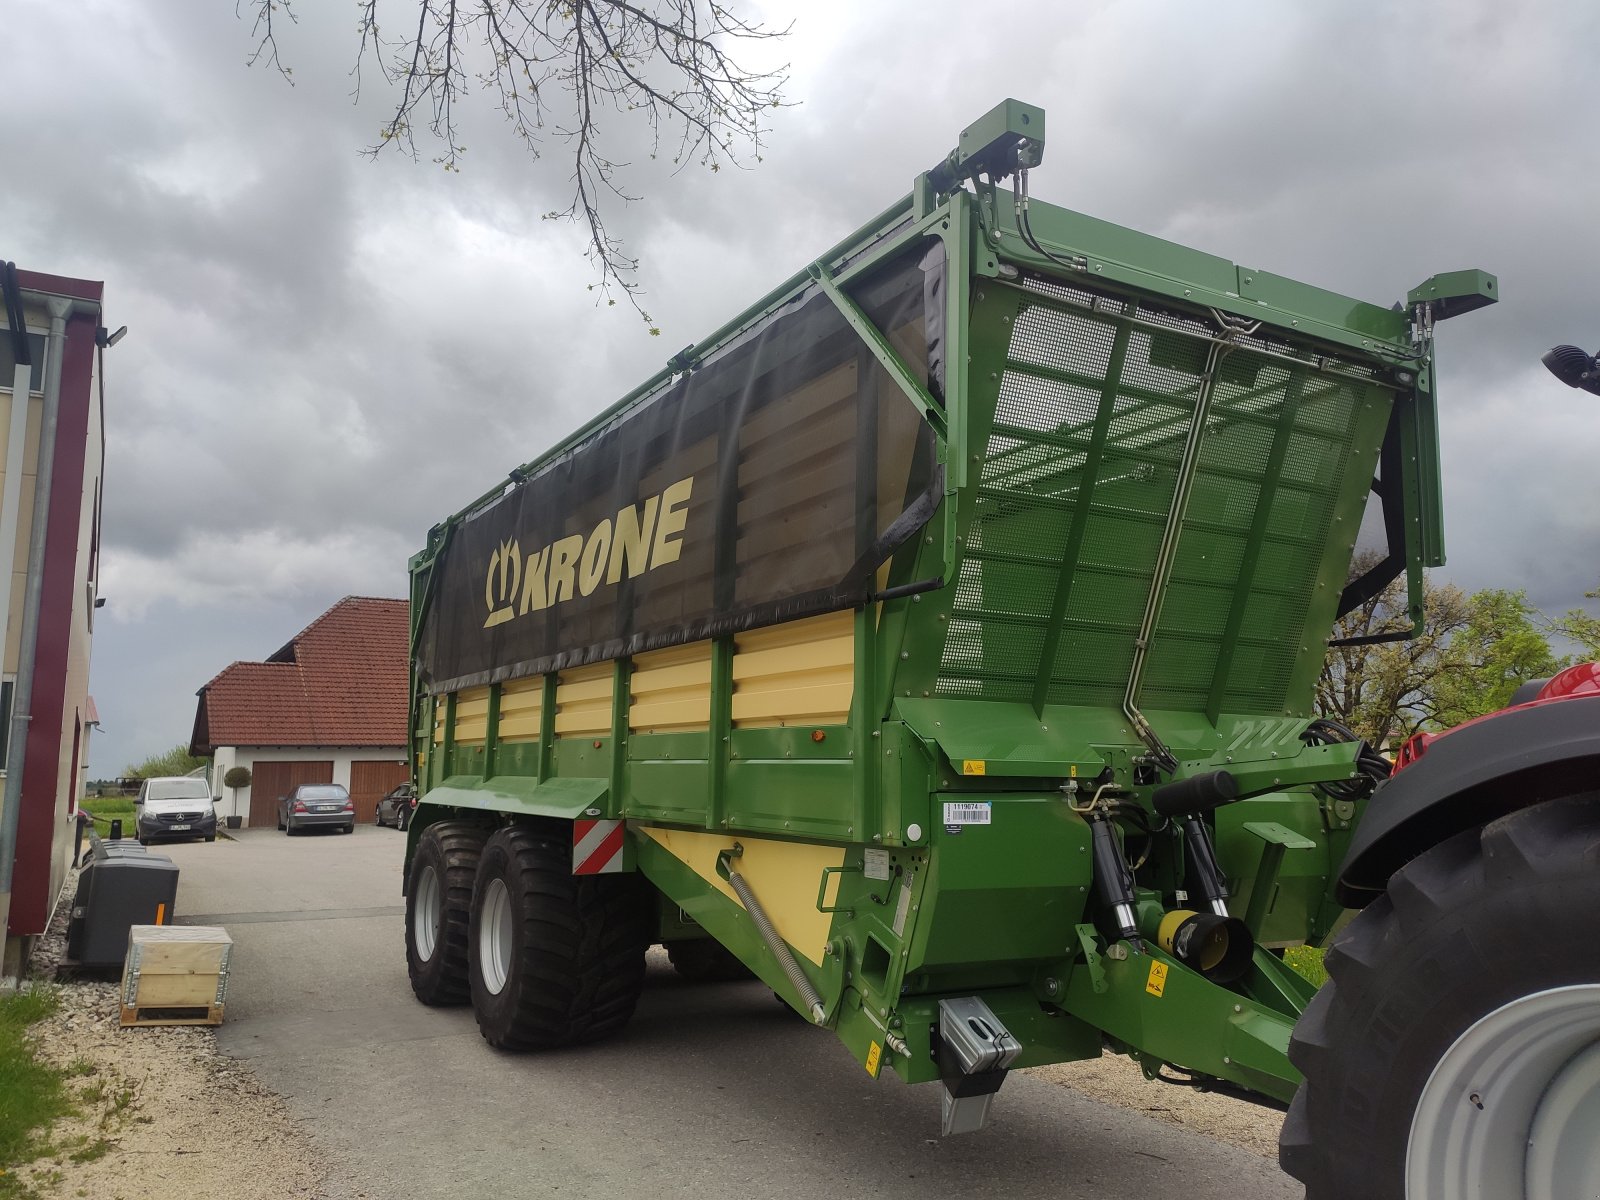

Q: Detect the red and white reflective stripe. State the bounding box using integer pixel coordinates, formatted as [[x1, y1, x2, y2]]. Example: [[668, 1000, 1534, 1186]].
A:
[[573, 819, 626, 875]]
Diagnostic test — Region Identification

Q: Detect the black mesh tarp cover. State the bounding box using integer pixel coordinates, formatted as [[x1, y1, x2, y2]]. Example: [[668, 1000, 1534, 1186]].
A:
[[416, 244, 943, 694]]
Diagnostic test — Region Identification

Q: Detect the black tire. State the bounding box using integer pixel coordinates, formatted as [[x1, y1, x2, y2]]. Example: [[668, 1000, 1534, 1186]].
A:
[[396, 808, 410, 833], [467, 823, 651, 1049], [665, 938, 753, 982], [204, 835, 216, 843], [1280, 795, 1600, 1198], [406, 820, 489, 1006]]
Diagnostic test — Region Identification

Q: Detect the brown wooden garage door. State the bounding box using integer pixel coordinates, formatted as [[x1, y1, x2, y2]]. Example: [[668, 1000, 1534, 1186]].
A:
[[249, 760, 333, 827], [350, 760, 410, 823]]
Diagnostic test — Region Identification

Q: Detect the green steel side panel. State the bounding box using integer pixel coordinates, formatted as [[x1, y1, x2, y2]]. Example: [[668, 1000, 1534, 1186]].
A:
[[906, 795, 1092, 970], [421, 774, 608, 821], [1215, 792, 1333, 947], [895, 697, 1118, 777]]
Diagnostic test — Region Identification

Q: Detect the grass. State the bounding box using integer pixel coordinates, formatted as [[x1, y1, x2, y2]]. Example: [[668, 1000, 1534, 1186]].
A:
[[1283, 944, 1329, 988], [0, 987, 68, 1196], [80, 799, 135, 839]]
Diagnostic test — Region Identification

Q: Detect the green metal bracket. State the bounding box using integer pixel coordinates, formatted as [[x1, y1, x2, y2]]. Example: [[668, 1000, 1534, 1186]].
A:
[[925, 98, 1046, 197], [806, 262, 947, 441], [816, 865, 858, 916], [1406, 269, 1499, 320], [1242, 821, 1318, 937], [1074, 923, 1108, 995]]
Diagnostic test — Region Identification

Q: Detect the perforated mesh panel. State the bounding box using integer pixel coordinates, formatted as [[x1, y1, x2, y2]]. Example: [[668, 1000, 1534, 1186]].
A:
[[937, 276, 1391, 714]]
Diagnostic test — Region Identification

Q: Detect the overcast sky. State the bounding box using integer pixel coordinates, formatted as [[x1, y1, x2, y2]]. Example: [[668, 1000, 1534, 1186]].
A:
[[6, 0, 1597, 775]]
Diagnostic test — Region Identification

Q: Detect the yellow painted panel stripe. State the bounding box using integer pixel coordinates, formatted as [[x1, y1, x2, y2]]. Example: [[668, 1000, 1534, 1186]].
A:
[[731, 683, 853, 725], [636, 826, 842, 966], [497, 677, 544, 743], [732, 611, 853, 729], [556, 665, 615, 737], [453, 686, 491, 745], [630, 641, 712, 733], [735, 610, 853, 652]]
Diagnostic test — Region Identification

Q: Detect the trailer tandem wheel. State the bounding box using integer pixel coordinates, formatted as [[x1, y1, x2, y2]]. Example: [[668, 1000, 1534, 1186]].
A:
[[406, 821, 490, 1006], [665, 938, 754, 983], [1281, 795, 1600, 1199], [467, 822, 651, 1049]]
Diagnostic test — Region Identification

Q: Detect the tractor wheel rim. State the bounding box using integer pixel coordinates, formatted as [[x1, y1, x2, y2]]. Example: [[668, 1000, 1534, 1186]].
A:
[[1407, 983, 1600, 1200], [479, 877, 513, 995], [412, 865, 441, 962]]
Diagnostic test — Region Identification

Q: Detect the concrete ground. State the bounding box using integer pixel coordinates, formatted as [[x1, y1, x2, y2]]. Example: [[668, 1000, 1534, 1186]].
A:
[[163, 825, 1302, 1199]]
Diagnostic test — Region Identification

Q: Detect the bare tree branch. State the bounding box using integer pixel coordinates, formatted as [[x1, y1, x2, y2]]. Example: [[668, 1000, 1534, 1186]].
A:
[[239, 0, 298, 82], [243, 0, 790, 327]]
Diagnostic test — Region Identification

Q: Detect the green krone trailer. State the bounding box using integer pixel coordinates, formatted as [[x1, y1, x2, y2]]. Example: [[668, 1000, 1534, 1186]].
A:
[[400, 101, 1585, 1198]]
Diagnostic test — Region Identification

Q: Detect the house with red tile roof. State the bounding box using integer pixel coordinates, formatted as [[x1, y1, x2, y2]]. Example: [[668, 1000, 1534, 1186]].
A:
[[189, 596, 410, 827]]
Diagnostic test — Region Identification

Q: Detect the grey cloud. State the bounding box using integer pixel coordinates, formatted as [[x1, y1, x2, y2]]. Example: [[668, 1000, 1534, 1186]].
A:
[[5, 0, 1597, 774]]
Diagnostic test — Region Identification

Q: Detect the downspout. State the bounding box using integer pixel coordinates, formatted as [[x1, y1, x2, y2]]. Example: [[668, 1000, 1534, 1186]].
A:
[[0, 293, 73, 970]]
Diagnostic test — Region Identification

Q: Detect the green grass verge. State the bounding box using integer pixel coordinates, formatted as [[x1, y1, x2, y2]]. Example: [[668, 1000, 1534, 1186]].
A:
[[1282, 944, 1328, 988], [80, 799, 135, 839], [0, 987, 67, 1190]]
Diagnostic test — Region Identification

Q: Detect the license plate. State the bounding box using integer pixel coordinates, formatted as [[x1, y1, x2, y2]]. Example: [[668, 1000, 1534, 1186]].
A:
[[170, 823, 191, 831], [317, 805, 339, 812]]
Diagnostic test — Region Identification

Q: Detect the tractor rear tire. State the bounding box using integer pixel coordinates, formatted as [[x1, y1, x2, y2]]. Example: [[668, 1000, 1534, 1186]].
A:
[[467, 822, 651, 1050], [665, 938, 753, 983], [1280, 795, 1600, 1199], [406, 821, 489, 1006]]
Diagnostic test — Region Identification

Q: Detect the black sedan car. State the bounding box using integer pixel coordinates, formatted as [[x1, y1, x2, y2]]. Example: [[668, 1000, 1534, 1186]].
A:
[[277, 784, 355, 835], [374, 783, 416, 830]]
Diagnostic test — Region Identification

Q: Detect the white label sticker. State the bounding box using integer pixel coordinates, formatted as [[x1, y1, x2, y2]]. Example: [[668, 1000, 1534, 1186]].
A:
[[864, 848, 891, 881], [892, 868, 916, 937], [942, 801, 993, 826]]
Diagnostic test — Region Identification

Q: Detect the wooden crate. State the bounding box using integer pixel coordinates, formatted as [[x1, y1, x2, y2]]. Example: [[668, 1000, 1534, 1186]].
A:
[[120, 925, 232, 1027]]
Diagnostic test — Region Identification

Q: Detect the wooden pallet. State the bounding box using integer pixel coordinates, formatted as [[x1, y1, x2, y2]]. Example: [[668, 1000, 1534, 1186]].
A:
[[121, 925, 232, 1027], [120, 1003, 225, 1028]]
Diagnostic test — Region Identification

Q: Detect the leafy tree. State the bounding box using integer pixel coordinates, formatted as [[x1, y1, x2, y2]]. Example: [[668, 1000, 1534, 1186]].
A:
[[1426, 589, 1566, 729], [242, 0, 789, 317], [124, 745, 210, 780], [1547, 581, 1600, 660], [1318, 552, 1470, 747], [1319, 553, 1565, 746]]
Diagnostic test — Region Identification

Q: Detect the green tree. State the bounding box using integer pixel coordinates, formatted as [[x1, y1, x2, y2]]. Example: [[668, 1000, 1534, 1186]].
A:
[[1547, 581, 1600, 659], [124, 745, 210, 780], [1425, 589, 1566, 728], [1319, 554, 1566, 746], [1318, 553, 1470, 747]]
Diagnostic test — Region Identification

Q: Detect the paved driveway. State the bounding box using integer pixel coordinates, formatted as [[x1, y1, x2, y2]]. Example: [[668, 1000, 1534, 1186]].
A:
[[163, 826, 1301, 1199]]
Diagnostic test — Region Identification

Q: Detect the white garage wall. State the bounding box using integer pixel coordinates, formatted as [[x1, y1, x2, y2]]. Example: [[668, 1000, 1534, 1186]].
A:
[[212, 745, 408, 825]]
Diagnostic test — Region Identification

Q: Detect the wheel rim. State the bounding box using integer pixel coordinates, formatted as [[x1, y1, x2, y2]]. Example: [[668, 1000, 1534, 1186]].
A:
[[478, 877, 513, 995], [1407, 984, 1600, 1199], [412, 865, 442, 962]]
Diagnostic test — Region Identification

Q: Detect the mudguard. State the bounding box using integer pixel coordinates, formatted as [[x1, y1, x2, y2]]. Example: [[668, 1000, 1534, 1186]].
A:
[[1336, 695, 1600, 906]]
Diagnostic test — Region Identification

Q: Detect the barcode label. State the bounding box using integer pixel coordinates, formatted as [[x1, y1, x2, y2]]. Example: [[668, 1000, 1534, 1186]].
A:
[[943, 801, 992, 826]]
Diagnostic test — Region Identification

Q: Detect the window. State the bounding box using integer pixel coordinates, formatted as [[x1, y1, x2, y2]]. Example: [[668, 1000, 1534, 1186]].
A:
[[0, 678, 13, 771], [143, 778, 212, 801], [0, 331, 45, 393]]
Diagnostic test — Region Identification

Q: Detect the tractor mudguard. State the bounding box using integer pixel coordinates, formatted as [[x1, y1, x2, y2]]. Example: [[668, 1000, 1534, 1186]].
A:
[[1335, 695, 1600, 906]]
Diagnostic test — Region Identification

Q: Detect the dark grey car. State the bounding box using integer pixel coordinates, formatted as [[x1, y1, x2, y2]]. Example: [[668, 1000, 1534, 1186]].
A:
[[278, 783, 355, 835], [374, 783, 416, 830]]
